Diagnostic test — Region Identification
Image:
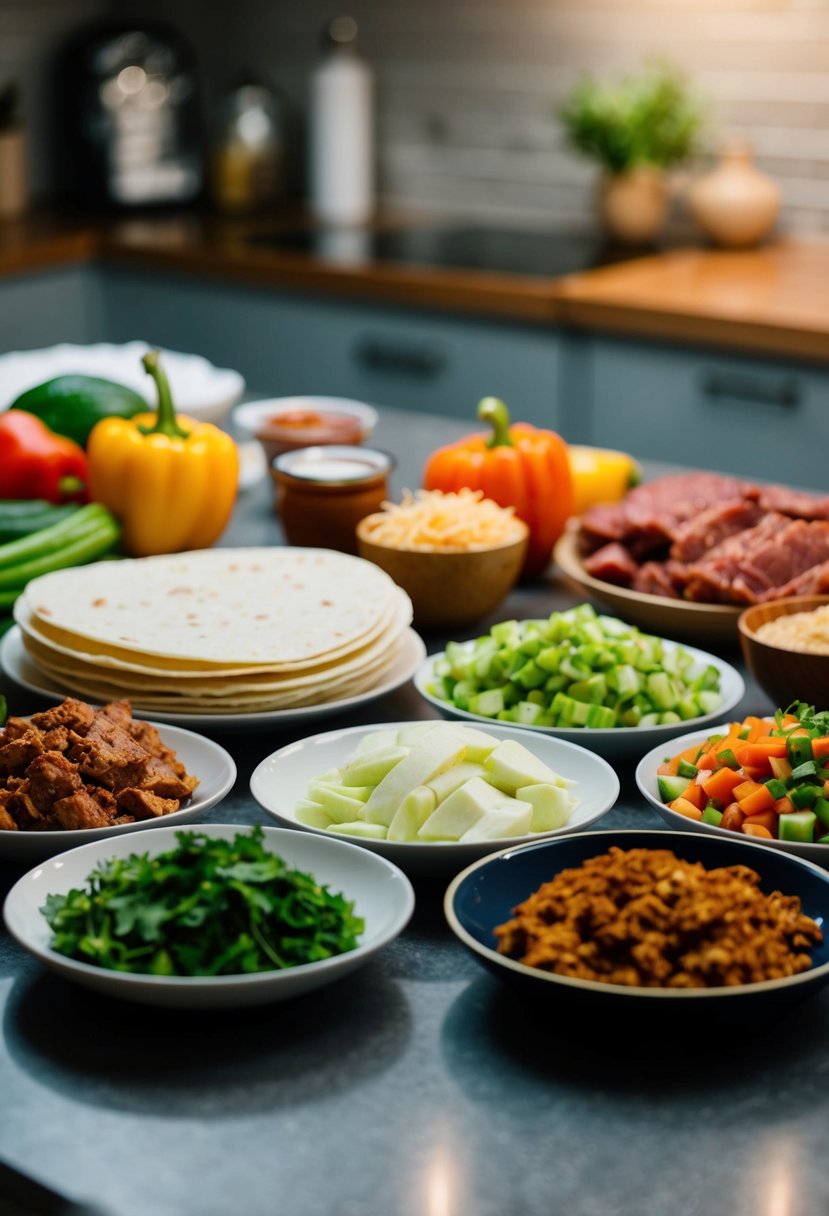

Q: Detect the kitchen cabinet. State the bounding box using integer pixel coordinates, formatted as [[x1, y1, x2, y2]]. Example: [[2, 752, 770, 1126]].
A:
[[0, 266, 99, 351], [98, 266, 562, 428], [578, 334, 829, 491]]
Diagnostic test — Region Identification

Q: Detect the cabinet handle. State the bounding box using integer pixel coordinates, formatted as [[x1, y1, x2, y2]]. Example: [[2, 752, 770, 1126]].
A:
[[700, 370, 801, 408], [354, 336, 447, 377]]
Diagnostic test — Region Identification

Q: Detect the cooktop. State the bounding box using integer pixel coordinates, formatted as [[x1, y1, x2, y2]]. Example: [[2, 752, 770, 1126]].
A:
[[247, 223, 660, 279]]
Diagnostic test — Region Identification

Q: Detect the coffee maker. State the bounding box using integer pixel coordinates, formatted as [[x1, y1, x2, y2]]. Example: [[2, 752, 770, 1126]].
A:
[[54, 19, 204, 211]]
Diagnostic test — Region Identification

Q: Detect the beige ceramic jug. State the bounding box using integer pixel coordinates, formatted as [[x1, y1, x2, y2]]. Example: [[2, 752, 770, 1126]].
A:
[[599, 166, 668, 244], [688, 143, 780, 249]]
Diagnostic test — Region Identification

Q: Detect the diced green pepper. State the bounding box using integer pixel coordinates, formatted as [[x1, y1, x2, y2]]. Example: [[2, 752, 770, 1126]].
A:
[[677, 759, 699, 779], [791, 759, 819, 781], [813, 796, 829, 831], [787, 735, 814, 766], [764, 777, 789, 801], [790, 783, 819, 810], [701, 805, 724, 826]]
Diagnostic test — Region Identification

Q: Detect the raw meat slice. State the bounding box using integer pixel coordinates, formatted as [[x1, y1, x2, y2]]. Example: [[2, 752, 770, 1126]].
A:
[[582, 542, 639, 586], [632, 562, 682, 598], [669, 499, 764, 564], [757, 486, 829, 521]]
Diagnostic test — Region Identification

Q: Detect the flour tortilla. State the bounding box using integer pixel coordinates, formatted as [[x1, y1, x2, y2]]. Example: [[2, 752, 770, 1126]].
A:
[[16, 587, 412, 684], [21, 625, 406, 700], [27, 634, 410, 712], [19, 548, 407, 668]]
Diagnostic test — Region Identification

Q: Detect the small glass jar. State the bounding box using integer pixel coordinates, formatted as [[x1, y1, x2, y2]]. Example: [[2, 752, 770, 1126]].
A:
[[271, 445, 394, 554]]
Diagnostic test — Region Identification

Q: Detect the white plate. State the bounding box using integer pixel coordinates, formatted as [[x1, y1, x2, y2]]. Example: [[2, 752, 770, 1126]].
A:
[[414, 640, 745, 760], [635, 725, 829, 865], [0, 722, 236, 864], [3, 823, 414, 1009], [250, 721, 620, 877], [0, 627, 426, 731], [0, 341, 244, 425], [232, 396, 379, 443]]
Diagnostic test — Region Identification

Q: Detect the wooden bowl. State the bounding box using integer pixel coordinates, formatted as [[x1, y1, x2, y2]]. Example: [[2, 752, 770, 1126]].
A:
[[356, 522, 528, 630], [738, 596, 829, 711]]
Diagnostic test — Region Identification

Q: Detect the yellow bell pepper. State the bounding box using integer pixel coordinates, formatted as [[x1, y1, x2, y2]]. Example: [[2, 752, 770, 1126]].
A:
[[87, 351, 239, 557], [567, 445, 642, 517]]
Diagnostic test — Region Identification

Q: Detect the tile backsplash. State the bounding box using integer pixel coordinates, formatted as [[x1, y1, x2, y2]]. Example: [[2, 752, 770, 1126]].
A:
[[7, 0, 829, 233]]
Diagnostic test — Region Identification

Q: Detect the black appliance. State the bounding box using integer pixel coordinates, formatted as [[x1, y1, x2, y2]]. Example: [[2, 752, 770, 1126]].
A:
[[54, 20, 204, 211], [246, 223, 664, 279]]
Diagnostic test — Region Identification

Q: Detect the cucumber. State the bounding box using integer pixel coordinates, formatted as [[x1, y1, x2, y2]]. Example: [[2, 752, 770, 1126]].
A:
[[10, 375, 147, 446], [658, 774, 691, 802], [434, 603, 724, 731]]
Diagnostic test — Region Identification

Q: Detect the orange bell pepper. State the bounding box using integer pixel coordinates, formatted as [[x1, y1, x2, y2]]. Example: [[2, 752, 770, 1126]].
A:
[[422, 397, 573, 577]]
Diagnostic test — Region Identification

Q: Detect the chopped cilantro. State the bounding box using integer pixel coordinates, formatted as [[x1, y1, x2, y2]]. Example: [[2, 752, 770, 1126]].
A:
[[41, 827, 364, 976]]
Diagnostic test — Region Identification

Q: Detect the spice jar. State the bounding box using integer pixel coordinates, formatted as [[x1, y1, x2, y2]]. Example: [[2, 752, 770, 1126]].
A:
[[271, 445, 394, 553]]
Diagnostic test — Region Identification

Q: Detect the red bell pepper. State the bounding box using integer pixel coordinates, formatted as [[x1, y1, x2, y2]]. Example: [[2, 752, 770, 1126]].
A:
[[0, 411, 88, 504]]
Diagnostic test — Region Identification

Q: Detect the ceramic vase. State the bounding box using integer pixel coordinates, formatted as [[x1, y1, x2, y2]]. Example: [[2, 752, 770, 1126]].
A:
[[688, 144, 780, 249], [598, 166, 668, 245]]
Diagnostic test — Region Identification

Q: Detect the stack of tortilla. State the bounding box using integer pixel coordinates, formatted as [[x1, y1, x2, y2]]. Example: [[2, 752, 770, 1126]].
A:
[[14, 548, 415, 715]]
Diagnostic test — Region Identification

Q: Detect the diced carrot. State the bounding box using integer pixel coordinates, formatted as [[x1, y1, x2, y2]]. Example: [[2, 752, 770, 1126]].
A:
[[744, 716, 772, 742], [741, 766, 770, 782], [696, 753, 719, 771], [742, 808, 777, 834], [753, 735, 791, 753], [666, 742, 705, 776], [737, 785, 776, 817], [701, 766, 744, 803], [733, 779, 764, 802], [824, 779, 829, 799], [656, 761, 673, 776], [680, 780, 706, 809], [812, 737, 829, 760], [721, 803, 746, 832], [669, 797, 704, 821], [736, 742, 787, 766], [774, 795, 797, 816], [743, 824, 773, 839]]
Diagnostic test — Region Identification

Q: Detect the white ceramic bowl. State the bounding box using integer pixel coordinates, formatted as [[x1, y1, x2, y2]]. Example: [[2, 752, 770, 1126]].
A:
[[415, 641, 746, 761], [249, 720, 620, 877], [0, 342, 245, 425], [3, 823, 415, 1009], [232, 396, 379, 443], [0, 723, 237, 864], [636, 724, 829, 865]]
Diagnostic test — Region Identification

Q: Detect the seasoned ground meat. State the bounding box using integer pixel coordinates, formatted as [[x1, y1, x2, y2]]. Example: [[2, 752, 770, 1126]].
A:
[[495, 847, 822, 988], [0, 698, 198, 833]]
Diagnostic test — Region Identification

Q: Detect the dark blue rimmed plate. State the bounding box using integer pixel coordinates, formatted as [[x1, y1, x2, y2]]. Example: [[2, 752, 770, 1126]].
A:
[[445, 829, 829, 1022]]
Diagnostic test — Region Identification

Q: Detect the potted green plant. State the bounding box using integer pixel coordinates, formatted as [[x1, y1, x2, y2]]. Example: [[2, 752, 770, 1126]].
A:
[[559, 62, 703, 243]]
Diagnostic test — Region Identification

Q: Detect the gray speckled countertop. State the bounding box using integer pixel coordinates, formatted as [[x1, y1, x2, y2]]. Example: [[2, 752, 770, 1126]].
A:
[[2, 409, 825, 1216]]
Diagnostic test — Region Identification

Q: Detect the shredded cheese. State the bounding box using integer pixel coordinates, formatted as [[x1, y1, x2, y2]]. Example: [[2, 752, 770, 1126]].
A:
[[360, 488, 527, 552]]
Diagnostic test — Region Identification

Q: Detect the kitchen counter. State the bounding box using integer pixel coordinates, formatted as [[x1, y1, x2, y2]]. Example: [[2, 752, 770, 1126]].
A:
[[5, 211, 829, 361], [2, 405, 828, 1216]]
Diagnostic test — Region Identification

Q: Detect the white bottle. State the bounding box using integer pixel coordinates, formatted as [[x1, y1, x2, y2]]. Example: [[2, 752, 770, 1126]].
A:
[[310, 16, 374, 227]]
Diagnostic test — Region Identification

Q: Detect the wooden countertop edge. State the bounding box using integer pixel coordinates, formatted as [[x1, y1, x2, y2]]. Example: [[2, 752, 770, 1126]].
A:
[[0, 228, 100, 277], [555, 296, 829, 363], [5, 219, 829, 360], [99, 239, 562, 324]]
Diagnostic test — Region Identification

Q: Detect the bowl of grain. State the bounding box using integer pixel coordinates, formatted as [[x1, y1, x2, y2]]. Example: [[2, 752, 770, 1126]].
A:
[[739, 595, 829, 711], [356, 489, 529, 630]]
